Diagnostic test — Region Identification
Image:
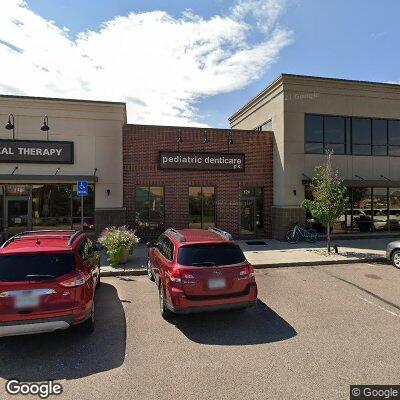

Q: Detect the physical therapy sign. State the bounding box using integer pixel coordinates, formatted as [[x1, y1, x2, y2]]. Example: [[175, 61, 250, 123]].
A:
[[159, 151, 245, 171], [0, 140, 74, 164]]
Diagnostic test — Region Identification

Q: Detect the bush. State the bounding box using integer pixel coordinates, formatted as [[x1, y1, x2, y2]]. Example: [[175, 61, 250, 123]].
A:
[[98, 226, 140, 267]]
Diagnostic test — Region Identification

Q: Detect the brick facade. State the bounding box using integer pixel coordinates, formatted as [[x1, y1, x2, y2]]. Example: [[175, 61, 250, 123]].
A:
[[95, 208, 127, 236], [272, 206, 306, 241], [123, 125, 273, 239]]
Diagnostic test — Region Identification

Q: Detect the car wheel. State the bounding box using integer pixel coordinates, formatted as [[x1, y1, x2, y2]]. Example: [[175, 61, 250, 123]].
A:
[[79, 302, 95, 334], [392, 250, 400, 269], [96, 273, 101, 289], [159, 283, 173, 320], [147, 259, 155, 282]]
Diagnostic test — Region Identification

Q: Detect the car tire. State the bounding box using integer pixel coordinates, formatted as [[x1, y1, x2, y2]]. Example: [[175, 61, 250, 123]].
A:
[[96, 273, 101, 289], [392, 250, 400, 269], [79, 303, 95, 334], [159, 283, 173, 320], [147, 259, 155, 282]]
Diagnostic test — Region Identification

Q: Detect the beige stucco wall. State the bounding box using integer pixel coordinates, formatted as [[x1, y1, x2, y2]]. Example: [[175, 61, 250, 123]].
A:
[[230, 75, 400, 208], [229, 80, 285, 206], [0, 96, 126, 209]]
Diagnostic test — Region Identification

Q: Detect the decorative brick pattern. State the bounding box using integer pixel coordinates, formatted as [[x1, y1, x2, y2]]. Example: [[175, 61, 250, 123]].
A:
[[272, 207, 306, 241], [123, 125, 273, 239]]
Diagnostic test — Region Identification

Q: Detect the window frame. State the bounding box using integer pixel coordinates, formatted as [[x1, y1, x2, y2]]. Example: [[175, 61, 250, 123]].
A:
[[134, 185, 165, 230], [305, 114, 400, 157], [188, 186, 216, 229]]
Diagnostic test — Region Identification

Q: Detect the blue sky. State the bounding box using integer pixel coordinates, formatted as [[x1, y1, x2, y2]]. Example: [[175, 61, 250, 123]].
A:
[[1, 0, 400, 127]]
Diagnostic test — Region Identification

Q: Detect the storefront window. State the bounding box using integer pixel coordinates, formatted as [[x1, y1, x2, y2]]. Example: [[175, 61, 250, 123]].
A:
[[134, 186, 164, 230], [32, 184, 72, 230], [72, 184, 95, 231], [352, 188, 372, 232], [389, 189, 400, 231], [372, 188, 389, 232], [189, 187, 215, 229]]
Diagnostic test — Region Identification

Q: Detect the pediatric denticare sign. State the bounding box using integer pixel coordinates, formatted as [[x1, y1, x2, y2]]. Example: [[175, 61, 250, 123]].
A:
[[159, 151, 245, 171]]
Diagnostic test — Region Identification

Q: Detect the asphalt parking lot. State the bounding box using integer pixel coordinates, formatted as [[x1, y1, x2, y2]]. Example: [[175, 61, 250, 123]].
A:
[[0, 262, 399, 400]]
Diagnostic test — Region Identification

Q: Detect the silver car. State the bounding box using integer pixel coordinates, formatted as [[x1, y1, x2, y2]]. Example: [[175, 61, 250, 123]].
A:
[[386, 240, 400, 268]]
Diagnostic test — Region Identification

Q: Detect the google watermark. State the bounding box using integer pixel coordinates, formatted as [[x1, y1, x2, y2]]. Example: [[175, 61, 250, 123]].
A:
[[5, 379, 63, 399], [351, 385, 400, 399]]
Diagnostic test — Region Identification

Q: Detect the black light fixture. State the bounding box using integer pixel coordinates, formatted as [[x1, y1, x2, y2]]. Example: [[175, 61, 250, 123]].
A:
[[54, 167, 60, 175], [380, 175, 391, 182], [93, 168, 98, 177], [5, 114, 15, 140], [40, 115, 50, 141], [203, 131, 209, 144], [177, 131, 183, 152], [11, 166, 18, 175], [227, 130, 233, 153], [354, 174, 365, 181], [106, 189, 111, 196]]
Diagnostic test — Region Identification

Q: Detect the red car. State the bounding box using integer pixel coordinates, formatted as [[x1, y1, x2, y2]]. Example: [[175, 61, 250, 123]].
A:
[[147, 228, 257, 318], [0, 230, 100, 337]]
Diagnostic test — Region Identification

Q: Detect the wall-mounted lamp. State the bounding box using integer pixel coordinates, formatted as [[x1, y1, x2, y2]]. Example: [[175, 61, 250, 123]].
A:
[[11, 166, 18, 175], [5, 114, 15, 140], [380, 175, 391, 182], [177, 131, 183, 152], [293, 189, 297, 196], [54, 167, 60, 175], [93, 168, 98, 177], [227, 131, 233, 153], [203, 131, 209, 144], [354, 174, 365, 181], [40, 115, 50, 141], [106, 189, 111, 196]]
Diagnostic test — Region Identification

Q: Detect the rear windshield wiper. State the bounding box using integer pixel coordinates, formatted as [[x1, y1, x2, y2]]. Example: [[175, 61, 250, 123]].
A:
[[25, 274, 55, 280], [191, 262, 217, 267]]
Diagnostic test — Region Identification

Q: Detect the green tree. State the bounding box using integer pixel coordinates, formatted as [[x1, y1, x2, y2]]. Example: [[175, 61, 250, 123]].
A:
[[301, 151, 348, 252]]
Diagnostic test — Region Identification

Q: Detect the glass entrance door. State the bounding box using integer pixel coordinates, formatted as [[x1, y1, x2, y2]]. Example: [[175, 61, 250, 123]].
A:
[[5, 197, 32, 237], [240, 198, 256, 235]]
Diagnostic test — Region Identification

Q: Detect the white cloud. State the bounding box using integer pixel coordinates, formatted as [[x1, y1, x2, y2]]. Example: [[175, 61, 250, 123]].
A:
[[0, 0, 292, 126]]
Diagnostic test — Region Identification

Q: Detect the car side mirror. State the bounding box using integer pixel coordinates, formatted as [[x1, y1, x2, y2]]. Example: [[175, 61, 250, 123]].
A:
[[147, 241, 155, 248]]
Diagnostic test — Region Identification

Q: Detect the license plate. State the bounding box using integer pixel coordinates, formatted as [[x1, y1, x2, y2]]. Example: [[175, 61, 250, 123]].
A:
[[208, 278, 226, 290], [15, 292, 40, 309]]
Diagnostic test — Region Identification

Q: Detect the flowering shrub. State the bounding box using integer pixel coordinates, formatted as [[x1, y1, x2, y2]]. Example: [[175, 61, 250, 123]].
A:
[[98, 226, 140, 267]]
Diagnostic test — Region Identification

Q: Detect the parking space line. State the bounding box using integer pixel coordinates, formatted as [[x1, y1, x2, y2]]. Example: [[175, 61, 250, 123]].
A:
[[358, 296, 400, 319]]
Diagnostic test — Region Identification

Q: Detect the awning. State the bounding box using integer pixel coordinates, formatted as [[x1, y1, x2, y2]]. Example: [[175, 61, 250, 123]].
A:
[[302, 179, 400, 188], [0, 174, 98, 183]]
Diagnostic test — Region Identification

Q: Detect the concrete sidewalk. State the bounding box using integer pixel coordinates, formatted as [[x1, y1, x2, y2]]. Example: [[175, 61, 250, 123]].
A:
[[100, 237, 392, 276]]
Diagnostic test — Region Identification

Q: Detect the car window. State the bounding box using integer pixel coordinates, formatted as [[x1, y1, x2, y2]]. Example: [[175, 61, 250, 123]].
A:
[[157, 236, 174, 261], [0, 253, 75, 282], [178, 244, 246, 267]]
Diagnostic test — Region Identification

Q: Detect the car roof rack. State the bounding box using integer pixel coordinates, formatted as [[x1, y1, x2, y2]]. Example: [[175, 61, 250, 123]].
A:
[[1, 230, 81, 249], [208, 227, 233, 241], [166, 228, 186, 243]]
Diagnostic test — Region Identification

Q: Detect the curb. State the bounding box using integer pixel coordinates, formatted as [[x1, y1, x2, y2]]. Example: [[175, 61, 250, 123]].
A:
[[252, 256, 387, 269], [100, 256, 388, 277]]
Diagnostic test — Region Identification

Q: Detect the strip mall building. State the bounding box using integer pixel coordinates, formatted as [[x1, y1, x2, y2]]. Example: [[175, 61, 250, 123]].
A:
[[1, 74, 400, 240]]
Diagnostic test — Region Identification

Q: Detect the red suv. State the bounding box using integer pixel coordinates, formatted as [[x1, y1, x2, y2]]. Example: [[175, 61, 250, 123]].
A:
[[0, 230, 100, 337], [147, 228, 257, 318]]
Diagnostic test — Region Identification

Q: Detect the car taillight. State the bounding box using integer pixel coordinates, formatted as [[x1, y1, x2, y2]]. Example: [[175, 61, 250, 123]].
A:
[[59, 272, 89, 287], [239, 265, 255, 280], [166, 268, 182, 285]]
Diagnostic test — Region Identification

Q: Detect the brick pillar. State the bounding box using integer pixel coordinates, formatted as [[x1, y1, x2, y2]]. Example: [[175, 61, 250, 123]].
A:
[[272, 206, 306, 241]]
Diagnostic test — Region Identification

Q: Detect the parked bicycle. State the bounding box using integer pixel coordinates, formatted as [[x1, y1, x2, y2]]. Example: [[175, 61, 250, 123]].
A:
[[285, 223, 318, 244]]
